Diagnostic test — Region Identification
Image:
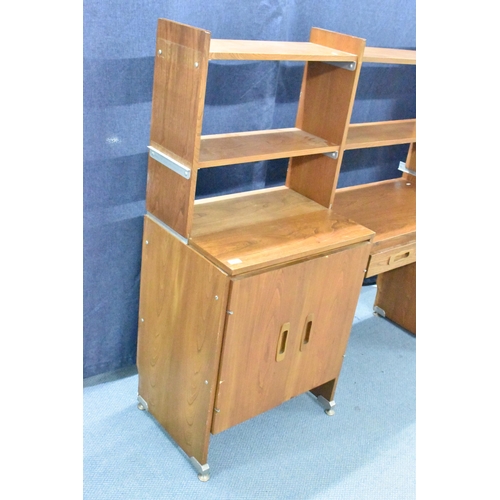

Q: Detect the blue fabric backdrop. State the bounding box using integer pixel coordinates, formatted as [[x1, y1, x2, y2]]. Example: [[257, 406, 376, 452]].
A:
[[83, 0, 416, 378]]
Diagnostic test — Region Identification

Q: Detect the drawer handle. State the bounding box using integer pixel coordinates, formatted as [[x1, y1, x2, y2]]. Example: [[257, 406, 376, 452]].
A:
[[388, 249, 414, 265], [276, 322, 290, 362], [300, 313, 314, 352]]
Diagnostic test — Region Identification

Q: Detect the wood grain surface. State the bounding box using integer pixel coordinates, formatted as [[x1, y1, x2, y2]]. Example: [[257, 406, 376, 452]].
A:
[[136, 215, 229, 464], [209, 39, 357, 61], [198, 128, 339, 168], [375, 262, 416, 334], [332, 179, 416, 253], [363, 47, 416, 65], [345, 119, 416, 150], [287, 28, 366, 208], [146, 18, 210, 238], [211, 242, 371, 433]]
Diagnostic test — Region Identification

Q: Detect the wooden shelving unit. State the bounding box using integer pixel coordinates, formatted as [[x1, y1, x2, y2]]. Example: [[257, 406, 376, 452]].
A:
[[136, 18, 416, 481], [333, 46, 416, 333]]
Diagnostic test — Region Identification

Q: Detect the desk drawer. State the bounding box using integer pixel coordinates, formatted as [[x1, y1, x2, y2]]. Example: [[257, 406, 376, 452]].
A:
[[366, 241, 416, 278]]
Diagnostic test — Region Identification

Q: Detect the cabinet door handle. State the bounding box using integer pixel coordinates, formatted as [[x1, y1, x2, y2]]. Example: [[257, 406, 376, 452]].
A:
[[276, 322, 290, 362], [300, 313, 314, 352]]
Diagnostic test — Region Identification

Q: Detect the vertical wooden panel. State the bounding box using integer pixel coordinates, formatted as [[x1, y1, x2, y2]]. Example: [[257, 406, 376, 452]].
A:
[[375, 263, 416, 334], [287, 29, 366, 208], [145, 156, 195, 238], [150, 19, 210, 167], [402, 142, 417, 184], [211, 242, 370, 434], [136, 216, 229, 464], [146, 19, 210, 238]]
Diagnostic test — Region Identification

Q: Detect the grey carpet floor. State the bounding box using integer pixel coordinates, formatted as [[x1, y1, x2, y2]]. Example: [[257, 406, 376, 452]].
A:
[[83, 284, 416, 499]]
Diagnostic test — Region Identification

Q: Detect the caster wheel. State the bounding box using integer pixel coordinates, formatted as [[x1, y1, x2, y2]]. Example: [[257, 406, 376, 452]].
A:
[[324, 408, 335, 416], [198, 473, 210, 482], [137, 403, 146, 411]]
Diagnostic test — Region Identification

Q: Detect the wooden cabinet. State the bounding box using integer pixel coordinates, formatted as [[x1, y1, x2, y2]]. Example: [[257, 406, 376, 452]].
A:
[[136, 18, 415, 481], [212, 242, 370, 434]]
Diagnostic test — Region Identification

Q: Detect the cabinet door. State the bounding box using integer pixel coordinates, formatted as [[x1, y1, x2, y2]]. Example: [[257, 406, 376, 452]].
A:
[[211, 242, 370, 434]]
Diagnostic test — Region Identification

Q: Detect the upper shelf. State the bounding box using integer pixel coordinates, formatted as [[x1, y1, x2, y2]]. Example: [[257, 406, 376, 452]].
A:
[[198, 128, 339, 168], [209, 39, 357, 61], [345, 119, 416, 150], [363, 47, 416, 65]]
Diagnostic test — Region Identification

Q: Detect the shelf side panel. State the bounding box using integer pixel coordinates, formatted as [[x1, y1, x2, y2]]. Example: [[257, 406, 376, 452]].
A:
[[287, 29, 366, 208], [137, 215, 230, 465], [150, 19, 210, 168], [147, 19, 210, 237]]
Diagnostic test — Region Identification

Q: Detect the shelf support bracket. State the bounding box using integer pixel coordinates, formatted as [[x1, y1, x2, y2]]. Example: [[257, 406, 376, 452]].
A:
[[323, 151, 339, 159], [398, 161, 416, 177], [148, 146, 192, 179], [325, 61, 356, 71]]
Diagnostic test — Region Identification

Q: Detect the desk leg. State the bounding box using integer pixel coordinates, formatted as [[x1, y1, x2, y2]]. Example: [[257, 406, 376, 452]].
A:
[[374, 263, 416, 335]]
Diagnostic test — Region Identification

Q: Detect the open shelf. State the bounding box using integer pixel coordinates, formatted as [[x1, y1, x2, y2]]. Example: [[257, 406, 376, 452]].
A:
[[198, 128, 339, 168], [190, 186, 374, 275], [345, 119, 416, 150], [331, 178, 416, 252], [363, 47, 416, 65], [209, 39, 357, 61]]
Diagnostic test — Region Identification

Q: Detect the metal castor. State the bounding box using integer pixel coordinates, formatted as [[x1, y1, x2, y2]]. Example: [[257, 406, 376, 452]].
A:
[[198, 473, 210, 482], [324, 408, 335, 416], [137, 403, 146, 411]]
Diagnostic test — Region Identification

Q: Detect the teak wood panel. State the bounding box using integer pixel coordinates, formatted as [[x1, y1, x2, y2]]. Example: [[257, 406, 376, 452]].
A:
[[145, 156, 194, 237], [192, 187, 324, 238], [136, 215, 230, 465], [332, 179, 416, 253], [363, 47, 416, 65], [190, 208, 374, 276], [211, 242, 371, 434], [209, 39, 357, 61], [146, 19, 210, 238], [150, 19, 209, 168], [287, 28, 366, 208], [345, 119, 416, 150], [198, 128, 339, 168], [365, 241, 416, 278], [375, 262, 416, 334]]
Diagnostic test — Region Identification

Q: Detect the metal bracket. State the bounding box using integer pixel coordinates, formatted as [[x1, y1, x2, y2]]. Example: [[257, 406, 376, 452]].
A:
[[189, 457, 210, 482], [148, 146, 191, 179], [312, 393, 336, 416], [325, 60, 356, 71], [323, 151, 339, 159], [146, 212, 189, 244], [398, 161, 416, 177], [137, 394, 149, 412], [374, 305, 386, 317]]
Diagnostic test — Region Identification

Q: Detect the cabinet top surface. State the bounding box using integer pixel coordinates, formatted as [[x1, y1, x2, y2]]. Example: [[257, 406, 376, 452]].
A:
[[190, 187, 374, 276], [209, 39, 357, 61]]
